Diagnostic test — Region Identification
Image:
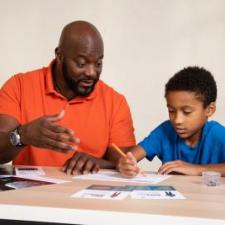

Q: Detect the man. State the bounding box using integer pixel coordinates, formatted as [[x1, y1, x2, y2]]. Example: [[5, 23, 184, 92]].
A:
[[0, 21, 136, 175]]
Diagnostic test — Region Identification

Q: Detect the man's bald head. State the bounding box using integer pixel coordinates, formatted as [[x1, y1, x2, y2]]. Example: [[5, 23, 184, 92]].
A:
[[54, 21, 104, 99], [58, 21, 104, 56]]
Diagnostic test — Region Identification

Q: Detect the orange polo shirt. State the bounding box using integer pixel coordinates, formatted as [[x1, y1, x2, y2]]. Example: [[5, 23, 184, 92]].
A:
[[0, 61, 136, 166]]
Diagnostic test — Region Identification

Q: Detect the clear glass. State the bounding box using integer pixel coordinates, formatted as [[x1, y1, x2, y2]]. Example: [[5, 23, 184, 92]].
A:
[[202, 171, 221, 186]]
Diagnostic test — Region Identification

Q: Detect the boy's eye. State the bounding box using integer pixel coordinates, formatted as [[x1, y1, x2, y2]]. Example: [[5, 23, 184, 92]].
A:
[[183, 111, 192, 115], [168, 109, 175, 113]]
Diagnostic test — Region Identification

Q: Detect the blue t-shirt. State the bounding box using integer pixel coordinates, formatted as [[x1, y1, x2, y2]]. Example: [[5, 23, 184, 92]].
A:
[[139, 120, 225, 164]]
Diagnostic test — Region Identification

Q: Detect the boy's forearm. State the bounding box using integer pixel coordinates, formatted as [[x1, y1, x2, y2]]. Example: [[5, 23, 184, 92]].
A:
[[105, 146, 135, 165]]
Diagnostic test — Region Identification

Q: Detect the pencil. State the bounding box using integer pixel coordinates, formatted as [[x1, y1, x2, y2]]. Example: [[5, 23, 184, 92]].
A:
[[111, 143, 126, 157]]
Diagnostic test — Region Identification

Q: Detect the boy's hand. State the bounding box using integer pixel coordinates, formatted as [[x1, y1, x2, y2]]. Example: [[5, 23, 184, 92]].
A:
[[118, 152, 140, 177], [158, 160, 203, 176]]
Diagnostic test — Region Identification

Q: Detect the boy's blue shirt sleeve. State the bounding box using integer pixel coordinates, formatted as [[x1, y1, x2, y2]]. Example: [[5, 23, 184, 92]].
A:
[[200, 121, 225, 163], [138, 120, 175, 161]]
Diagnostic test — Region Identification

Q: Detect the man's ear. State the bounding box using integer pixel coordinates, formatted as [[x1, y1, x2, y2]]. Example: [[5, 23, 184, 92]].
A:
[[55, 47, 63, 64], [206, 102, 216, 117]]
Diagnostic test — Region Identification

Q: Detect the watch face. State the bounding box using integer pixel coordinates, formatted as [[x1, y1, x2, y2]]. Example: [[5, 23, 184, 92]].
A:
[[9, 131, 19, 146]]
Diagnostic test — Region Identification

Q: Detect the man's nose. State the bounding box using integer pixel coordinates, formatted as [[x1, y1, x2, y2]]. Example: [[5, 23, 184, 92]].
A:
[[85, 65, 97, 78]]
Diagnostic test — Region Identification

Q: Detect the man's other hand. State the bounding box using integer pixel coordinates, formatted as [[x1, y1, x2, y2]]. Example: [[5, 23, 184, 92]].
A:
[[63, 152, 100, 175]]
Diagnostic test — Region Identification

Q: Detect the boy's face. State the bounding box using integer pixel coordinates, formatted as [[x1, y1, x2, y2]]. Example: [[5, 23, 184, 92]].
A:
[[166, 91, 215, 146]]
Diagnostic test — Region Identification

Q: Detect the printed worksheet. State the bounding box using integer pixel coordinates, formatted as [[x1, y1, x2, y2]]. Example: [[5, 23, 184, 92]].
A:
[[15, 167, 45, 176], [71, 184, 185, 200], [72, 185, 130, 200], [0, 175, 69, 191], [15, 175, 69, 184], [130, 185, 185, 199], [73, 170, 171, 184]]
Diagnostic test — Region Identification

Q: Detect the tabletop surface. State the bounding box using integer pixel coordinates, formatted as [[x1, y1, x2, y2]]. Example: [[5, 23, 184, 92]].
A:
[[0, 166, 225, 225]]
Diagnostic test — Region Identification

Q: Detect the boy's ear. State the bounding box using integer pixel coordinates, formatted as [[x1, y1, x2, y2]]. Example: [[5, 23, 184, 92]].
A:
[[206, 102, 216, 117]]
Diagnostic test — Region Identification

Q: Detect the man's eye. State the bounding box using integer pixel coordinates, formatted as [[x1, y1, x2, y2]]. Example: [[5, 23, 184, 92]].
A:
[[77, 62, 85, 68], [96, 61, 102, 67]]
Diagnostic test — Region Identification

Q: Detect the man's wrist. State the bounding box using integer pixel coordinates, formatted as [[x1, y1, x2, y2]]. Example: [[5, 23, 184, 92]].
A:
[[17, 125, 25, 146], [9, 126, 25, 147]]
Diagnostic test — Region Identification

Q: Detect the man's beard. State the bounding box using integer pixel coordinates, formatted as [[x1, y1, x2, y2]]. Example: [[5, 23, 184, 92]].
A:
[[62, 61, 98, 97]]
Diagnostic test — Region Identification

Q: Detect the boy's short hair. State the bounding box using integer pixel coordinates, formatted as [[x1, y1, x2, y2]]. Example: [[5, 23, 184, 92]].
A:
[[165, 66, 217, 108]]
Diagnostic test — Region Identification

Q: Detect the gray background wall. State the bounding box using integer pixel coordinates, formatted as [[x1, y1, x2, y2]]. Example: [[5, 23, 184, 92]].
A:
[[1, 0, 225, 170]]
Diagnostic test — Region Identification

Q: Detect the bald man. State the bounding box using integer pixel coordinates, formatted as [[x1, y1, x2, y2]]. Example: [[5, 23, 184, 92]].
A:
[[0, 21, 136, 175]]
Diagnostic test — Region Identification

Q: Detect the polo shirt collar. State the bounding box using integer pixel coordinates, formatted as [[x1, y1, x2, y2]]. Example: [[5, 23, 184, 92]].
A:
[[45, 60, 98, 102]]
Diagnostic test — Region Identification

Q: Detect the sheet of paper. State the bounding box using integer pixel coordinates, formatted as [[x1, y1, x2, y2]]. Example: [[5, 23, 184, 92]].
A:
[[71, 184, 185, 200], [74, 170, 171, 184], [127, 185, 185, 199], [72, 184, 131, 200], [15, 167, 45, 176], [130, 190, 185, 199], [0, 175, 69, 191], [72, 189, 129, 200], [15, 175, 69, 184]]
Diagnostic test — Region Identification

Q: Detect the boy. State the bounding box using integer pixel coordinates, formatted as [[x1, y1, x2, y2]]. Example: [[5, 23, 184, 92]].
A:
[[118, 66, 225, 177]]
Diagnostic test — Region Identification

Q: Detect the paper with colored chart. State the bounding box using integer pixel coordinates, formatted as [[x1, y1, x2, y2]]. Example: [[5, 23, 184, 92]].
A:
[[71, 184, 185, 200]]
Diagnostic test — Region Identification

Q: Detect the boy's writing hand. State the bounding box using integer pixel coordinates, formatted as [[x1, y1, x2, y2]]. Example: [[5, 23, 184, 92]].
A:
[[118, 152, 140, 178], [158, 160, 203, 176]]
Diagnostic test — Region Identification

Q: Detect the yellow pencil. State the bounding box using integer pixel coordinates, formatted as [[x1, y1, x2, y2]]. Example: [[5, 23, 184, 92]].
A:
[[111, 143, 126, 157]]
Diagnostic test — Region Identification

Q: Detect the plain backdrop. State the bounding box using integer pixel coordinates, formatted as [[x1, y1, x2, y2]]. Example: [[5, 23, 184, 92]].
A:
[[1, 0, 225, 170]]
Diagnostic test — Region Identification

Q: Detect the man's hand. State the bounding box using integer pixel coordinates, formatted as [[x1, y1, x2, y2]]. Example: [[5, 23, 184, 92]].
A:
[[158, 160, 203, 176], [117, 152, 140, 178], [63, 152, 100, 175], [19, 110, 79, 153]]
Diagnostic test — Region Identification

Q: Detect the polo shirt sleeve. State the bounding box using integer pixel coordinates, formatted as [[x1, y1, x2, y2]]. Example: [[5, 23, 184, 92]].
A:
[[109, 96, 136, 147], [0, 75, 21, 122]]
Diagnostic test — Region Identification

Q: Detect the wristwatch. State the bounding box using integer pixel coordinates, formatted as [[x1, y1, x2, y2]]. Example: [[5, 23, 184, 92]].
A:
[[9, 127, 24, 147]]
